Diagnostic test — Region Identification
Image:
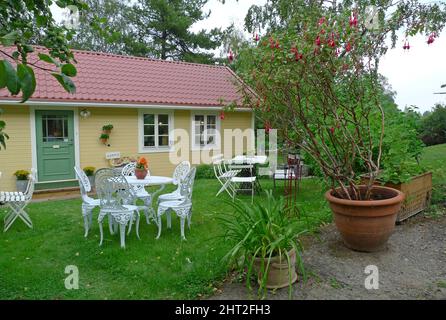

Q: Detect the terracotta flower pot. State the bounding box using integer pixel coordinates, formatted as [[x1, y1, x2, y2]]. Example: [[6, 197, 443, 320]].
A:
[[325, 185, 404, 252], [135, 169, 148, 180], [253, 248, 298, 289]]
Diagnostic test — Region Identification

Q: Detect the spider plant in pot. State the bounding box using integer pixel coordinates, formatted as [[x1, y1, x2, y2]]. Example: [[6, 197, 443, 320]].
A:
[[239, 3, 445, 252], [220, 191, 306, 298]]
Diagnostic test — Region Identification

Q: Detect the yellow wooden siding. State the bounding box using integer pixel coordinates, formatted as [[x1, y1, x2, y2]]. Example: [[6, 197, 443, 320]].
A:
[[0, 105, 253, 191], [0, 105, 32, 191]]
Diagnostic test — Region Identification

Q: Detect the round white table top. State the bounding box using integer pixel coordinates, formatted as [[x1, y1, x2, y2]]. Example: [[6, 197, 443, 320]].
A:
[[125, 175, 173, 186]]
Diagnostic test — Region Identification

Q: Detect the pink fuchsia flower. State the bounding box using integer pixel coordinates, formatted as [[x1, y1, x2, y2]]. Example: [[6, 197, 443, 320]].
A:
[[403, 40, 410, 50], [318, 17, 326, 26], [315, 36, 321, 46], [349, 12, 358, 27], [427, 33, 436, 45], [265, 121, 272, 134], [254, 33, 260, 42], [345, 42, 352, 52], [228, 50, 234, 63], [219, 111, 225, 120], [329, 127, 335, 134]]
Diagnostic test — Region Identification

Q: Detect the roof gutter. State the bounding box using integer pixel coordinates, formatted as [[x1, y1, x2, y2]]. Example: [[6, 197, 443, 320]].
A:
[[0, 99, 253, 112]]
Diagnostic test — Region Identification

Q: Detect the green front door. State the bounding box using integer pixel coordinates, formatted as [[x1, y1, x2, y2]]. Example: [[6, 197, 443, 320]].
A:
[[35, 110, 75, 182]]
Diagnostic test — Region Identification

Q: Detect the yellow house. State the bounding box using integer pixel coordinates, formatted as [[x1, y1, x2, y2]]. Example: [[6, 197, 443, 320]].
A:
[[0, 48, 254, 192]]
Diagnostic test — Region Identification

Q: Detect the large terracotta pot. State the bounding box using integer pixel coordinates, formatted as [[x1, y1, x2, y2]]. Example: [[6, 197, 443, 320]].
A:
[[325, 185, 404, 252], [253, 248, 298, 289], [134, 169, 148, 180]]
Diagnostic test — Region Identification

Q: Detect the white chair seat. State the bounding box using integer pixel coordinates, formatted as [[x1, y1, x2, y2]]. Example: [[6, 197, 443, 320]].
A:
[[159, 200, 189, 209], [0, 191, 26, 202], [84, 197, 100, 206], [158, 191, 184, 202], [231, 176, 256, 183], [101, 204, 138, 213]]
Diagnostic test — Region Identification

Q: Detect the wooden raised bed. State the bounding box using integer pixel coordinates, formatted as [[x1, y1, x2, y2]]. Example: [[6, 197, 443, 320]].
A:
[[362, 172, 432, 222]]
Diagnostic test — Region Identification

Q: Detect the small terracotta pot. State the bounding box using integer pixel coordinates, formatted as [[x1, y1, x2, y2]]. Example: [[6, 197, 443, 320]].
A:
[[325, 185, 404, 252], [135, 169, 148, 180], [253, 248, 298, 289], [100, 138, 108, 144]]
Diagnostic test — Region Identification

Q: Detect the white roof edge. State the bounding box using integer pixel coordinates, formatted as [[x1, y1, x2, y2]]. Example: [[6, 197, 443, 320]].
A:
[[0, 99, 252, 112]]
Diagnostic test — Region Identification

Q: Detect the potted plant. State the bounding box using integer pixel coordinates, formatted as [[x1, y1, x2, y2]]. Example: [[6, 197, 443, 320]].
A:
[[102, 124, 114, 134], [239, 4, 443, 251], [13, 170, 30, 193], [135, 157, 149, 179], [220, 191, 306, 298], [83, 166, 96, 188], [99, 133, 109, 144]]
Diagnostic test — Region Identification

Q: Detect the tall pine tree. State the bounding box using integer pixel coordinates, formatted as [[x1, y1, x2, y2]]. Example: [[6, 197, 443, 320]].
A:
[[72, 0, 223, 64]]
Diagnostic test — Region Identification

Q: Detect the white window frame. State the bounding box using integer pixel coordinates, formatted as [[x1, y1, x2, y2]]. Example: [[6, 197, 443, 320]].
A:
[[190, 111, 221, 151], [138, 109, 174, 153]]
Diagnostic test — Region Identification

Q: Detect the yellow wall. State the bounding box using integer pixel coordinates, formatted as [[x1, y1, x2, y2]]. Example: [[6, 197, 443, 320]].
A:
[[0, 105, 33, 191], [0, 105, 253, 191]]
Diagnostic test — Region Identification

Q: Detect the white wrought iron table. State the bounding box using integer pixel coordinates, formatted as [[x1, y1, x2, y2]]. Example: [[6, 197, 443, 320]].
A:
[[125, 176, 173, 198]]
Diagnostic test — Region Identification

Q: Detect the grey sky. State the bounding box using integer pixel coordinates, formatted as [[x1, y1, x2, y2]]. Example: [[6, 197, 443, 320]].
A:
[[52, 0, 445, 112]]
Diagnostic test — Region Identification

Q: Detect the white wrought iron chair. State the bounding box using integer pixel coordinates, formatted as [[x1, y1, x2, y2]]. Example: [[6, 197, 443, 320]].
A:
[[212, 154, 240, 197], [156, 167, 196, 240], [1, 169, 37, 232], [158, 161, 191, 203], [95, 168, 141, 249], [121, 162, 155, 224], [74, 166, 100, 237]]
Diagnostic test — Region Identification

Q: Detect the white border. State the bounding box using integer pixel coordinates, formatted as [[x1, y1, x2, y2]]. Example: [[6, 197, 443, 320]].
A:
[[137, 109, 174, 154], [190, 111, 221, 151], [30, 106, 80, 183], [0, 100, 253, 112]]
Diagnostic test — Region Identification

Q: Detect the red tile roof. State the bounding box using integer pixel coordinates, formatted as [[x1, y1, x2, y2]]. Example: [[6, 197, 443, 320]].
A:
[[0, 46, 251, 107]]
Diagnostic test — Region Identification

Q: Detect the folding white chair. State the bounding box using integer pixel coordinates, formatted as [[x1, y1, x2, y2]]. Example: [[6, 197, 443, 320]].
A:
[[212, 154, 240, 197], [1, 169, 36, 232], [228, 163, 256, 203]]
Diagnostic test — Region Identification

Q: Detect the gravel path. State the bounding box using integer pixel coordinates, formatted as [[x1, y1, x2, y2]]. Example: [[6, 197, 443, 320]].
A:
[[210, 214, 446, 300]]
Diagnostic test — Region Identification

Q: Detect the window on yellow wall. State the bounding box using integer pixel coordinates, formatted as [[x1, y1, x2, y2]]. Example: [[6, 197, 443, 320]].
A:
[[191, 112, 220, 150], [139, 110, 173, 152]]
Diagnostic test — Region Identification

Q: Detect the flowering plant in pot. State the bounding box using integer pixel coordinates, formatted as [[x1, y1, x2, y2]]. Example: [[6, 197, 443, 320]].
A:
[[83, 166, 96, 188], [220, 191, 306, 298], [14, 170, 30, 193], [135, 157, 149, 179], [239, 2, 445, 251]]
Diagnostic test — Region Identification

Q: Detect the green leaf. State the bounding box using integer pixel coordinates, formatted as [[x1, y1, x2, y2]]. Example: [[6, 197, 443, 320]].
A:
[[0, 62, 6, 89], [61, 63, 77, 77], [38, 53, 60, 66], [52, 73, 76, 94], [17, 64, 36, 102], [1, 60, 20, 95], [0, 31, 18, 46]]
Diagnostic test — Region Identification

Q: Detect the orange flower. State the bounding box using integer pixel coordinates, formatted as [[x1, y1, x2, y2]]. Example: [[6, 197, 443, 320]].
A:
[[136, 157, 148, 170]]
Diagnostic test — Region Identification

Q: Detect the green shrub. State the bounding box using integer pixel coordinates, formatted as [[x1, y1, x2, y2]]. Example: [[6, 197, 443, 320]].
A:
[[14, 170, 30, 180], [420, 104, 446, 146], [195, 164, 215, 179]]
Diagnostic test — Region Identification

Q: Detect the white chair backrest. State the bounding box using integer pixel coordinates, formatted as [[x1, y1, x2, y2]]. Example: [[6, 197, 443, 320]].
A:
[[95, 168, 134, 210], [121, 162, 136, 177], [179, 167, 196, 205], [172, 161, 191, 185], [74, 166, 91, 195], [24, 168, 37, 201]]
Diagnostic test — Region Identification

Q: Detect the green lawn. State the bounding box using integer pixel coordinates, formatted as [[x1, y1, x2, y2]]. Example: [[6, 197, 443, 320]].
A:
[[419, 143, 446, 205], [1, 144, 443, 300], [0, 177, 330, 299]]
